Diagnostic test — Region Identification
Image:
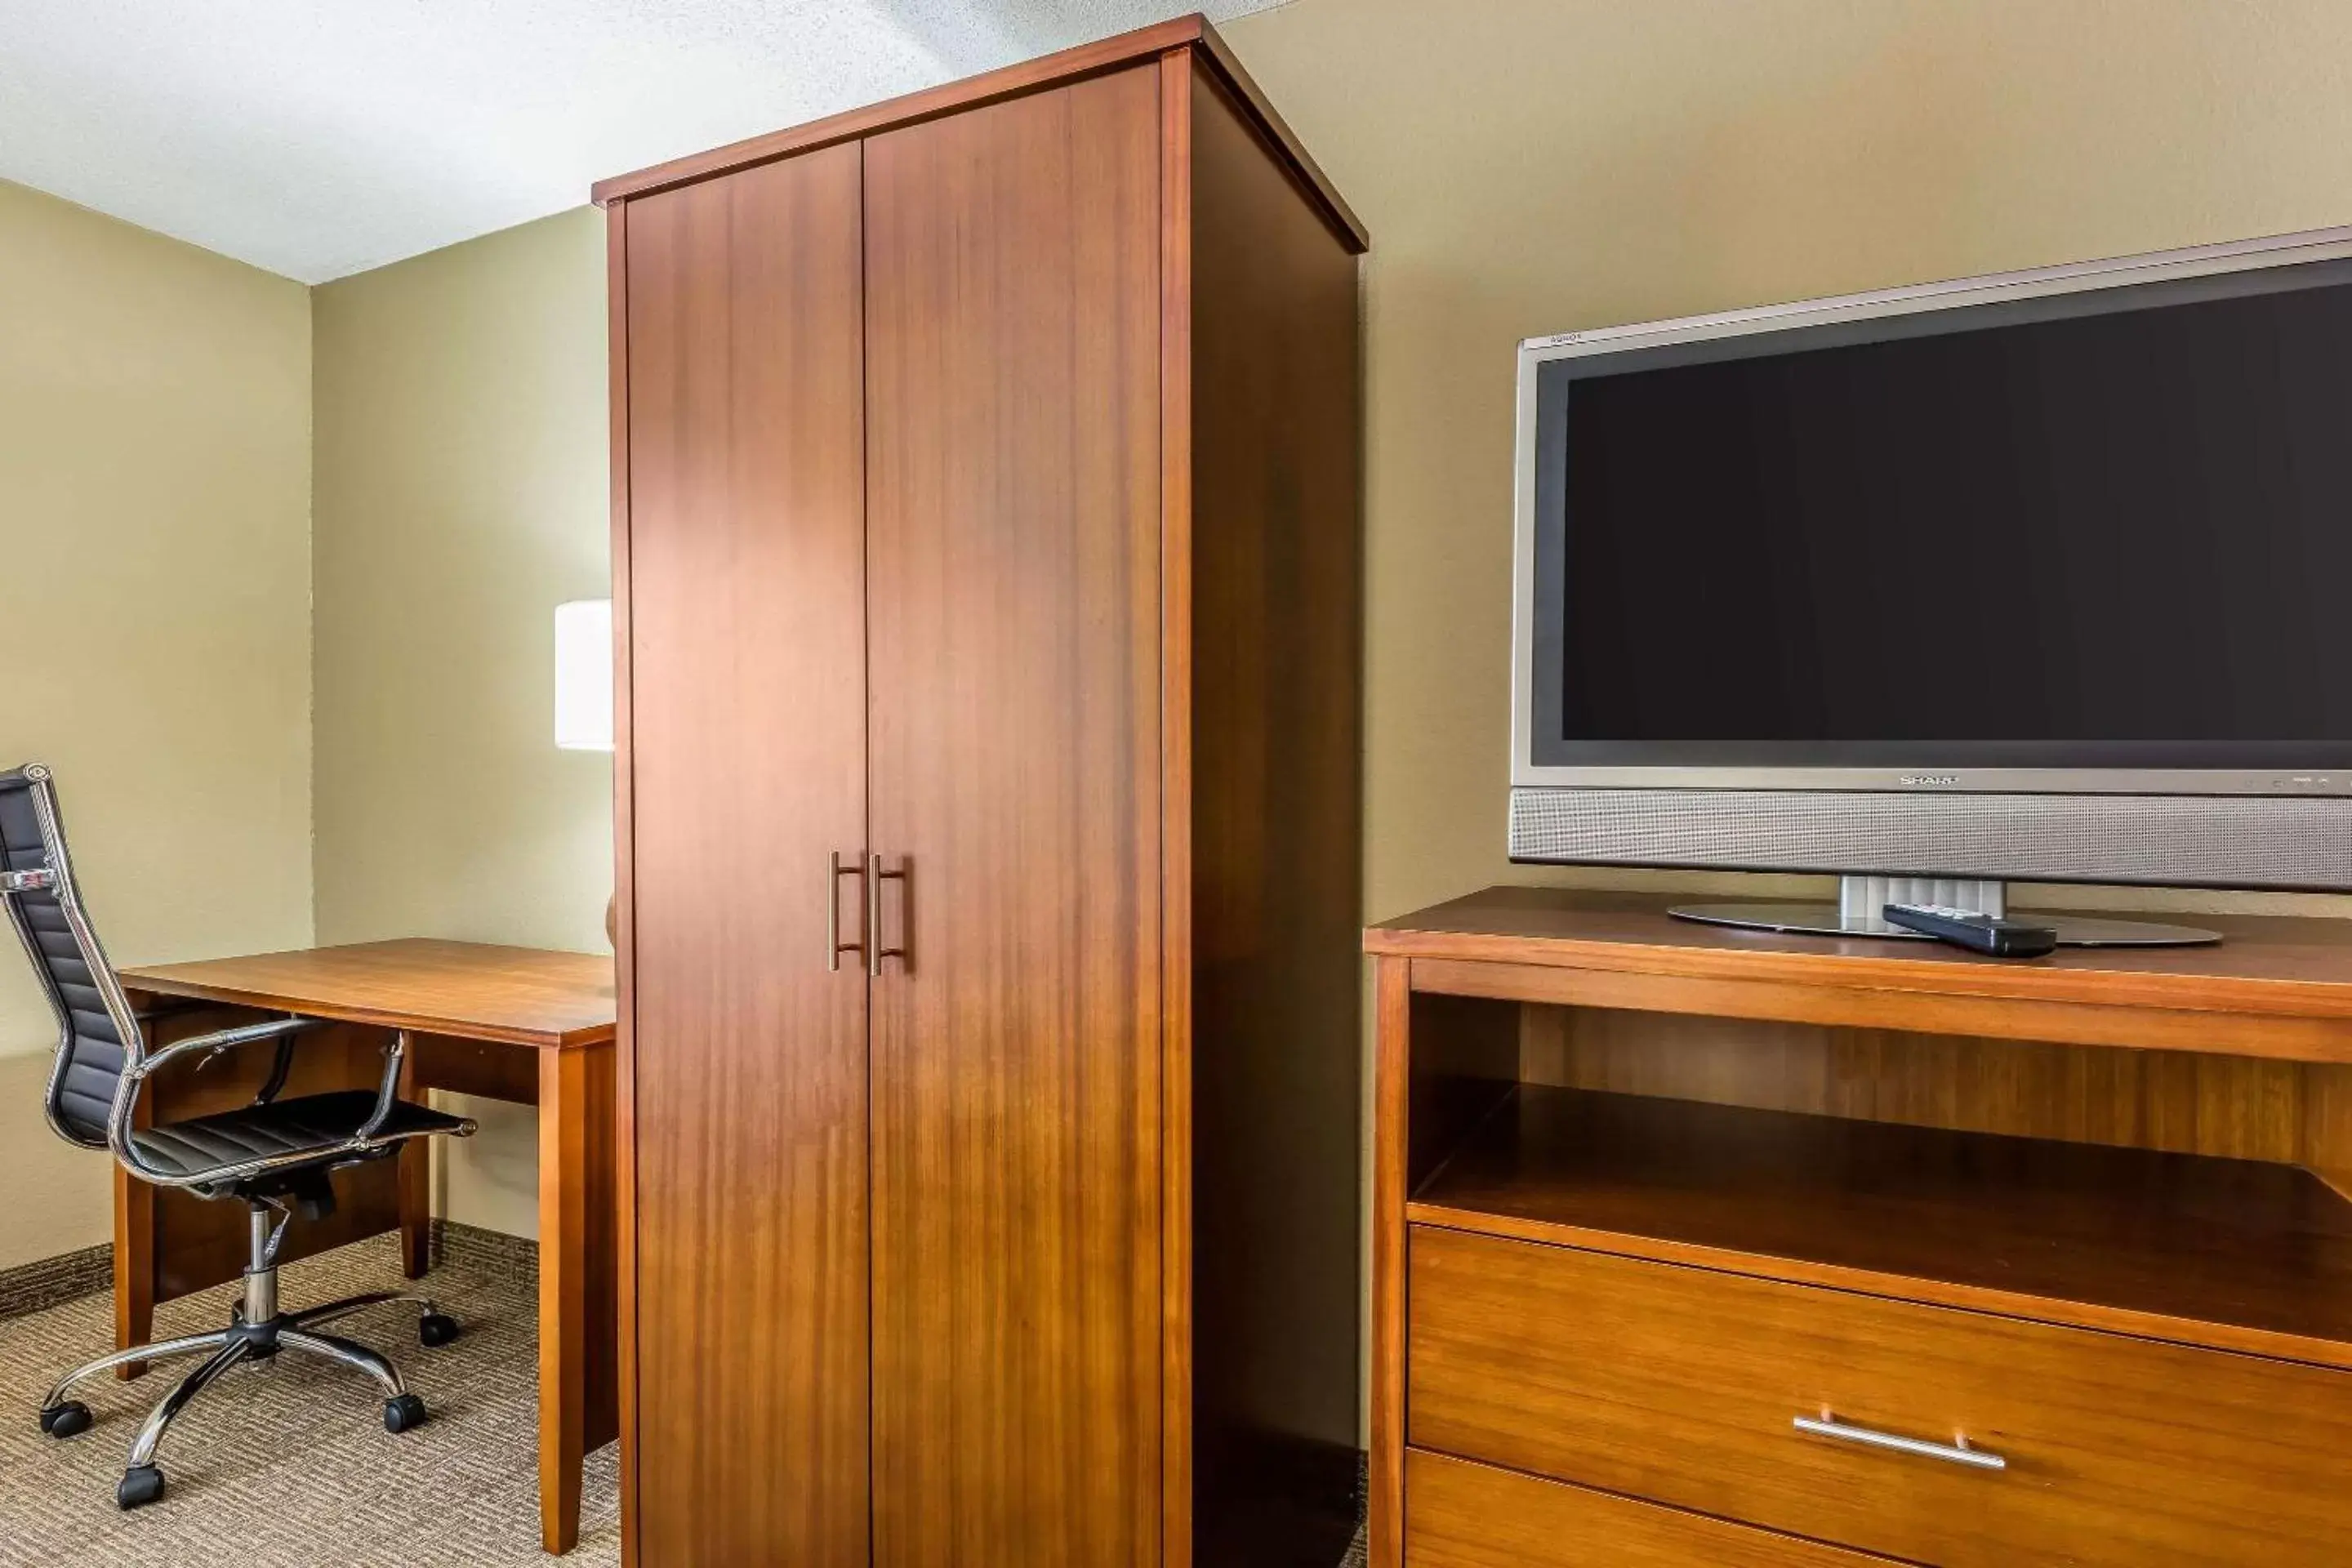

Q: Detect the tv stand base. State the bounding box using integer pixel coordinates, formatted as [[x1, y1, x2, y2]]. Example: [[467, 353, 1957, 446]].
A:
[[1670, 875, 2220, 947]]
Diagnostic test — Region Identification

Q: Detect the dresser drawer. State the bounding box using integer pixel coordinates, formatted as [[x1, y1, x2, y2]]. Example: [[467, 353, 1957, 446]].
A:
[[1410, 1225, 2352, 1566], [1406, 1448, 1897, 1567]]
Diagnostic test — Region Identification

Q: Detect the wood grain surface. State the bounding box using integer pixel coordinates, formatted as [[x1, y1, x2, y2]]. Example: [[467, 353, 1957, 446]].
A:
[[122, 941, 613, 1049], [622, 143, 873, 1568], [1371, 889, 2352, 1566], [1367, 960, 1412, 1568], [863, 65, 1164, 1568], [590, 16, 1368, 253], [1521, 1004, 2352, 1207], [1412, 1085, 2352, 1366], [1157, 52, 1196, 1568], [604, 190, 643, 1568], [1521, 1006, 2305, 1155], [1416, 951, 2352, 1062], [1370, 887, 2352, 1023], [1410, 1228, 2352, 1566], [537, 1039, 620, 1553], [1405, 1450, 1902, 1568], [599, 22, 1368, 1561], [1369, 986, 1520, 1568], [1181, 52, 1366, 1568]]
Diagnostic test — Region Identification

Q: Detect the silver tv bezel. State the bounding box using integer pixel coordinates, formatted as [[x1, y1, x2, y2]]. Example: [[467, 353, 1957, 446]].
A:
[[1510, 223, 2352, 802]]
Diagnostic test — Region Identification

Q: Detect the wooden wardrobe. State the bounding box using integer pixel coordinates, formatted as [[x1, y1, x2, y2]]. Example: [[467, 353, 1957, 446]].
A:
[[595, 17, 1367, 1566]]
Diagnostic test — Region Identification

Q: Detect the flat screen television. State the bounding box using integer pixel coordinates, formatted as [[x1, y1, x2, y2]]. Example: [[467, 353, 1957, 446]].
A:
[[1510, 226, 2352, 944]]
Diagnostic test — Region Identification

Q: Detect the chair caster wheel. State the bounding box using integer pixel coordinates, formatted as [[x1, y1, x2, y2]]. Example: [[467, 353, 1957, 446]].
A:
[[418, 1312, 460, 1348], [384, 1393, 430, 1433], [39, 1401, 91, 1438], [117, 1465, 165, 1510]]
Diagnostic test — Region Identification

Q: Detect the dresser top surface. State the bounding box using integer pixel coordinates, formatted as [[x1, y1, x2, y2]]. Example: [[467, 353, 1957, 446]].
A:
[[1368, 885, 2352, 1018]]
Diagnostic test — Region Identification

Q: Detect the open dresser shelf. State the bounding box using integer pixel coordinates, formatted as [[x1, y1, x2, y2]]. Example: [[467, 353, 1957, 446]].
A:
[[1411, 1082, 2352, 1369]]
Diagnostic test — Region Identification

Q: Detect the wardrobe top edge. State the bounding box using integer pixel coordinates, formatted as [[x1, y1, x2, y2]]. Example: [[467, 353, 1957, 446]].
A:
[[588, 12, 1369, 255]]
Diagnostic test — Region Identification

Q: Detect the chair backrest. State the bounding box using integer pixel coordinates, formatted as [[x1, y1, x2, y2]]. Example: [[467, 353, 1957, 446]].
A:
[[0, 765, 141, 1148]]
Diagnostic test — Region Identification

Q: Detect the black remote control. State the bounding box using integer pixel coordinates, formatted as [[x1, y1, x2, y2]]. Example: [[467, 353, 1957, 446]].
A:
[[1882, 902, 2059, 958]]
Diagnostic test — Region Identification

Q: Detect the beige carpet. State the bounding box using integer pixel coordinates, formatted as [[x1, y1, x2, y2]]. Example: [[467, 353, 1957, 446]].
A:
[[1, 1233, 1368, 1566], [0, 1234, 618, 1567]]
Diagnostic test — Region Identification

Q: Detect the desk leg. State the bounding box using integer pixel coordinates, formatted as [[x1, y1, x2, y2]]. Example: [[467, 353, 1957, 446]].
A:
[[540, 1047, 590, 1557], [113, 1165, 154, 1381], [399, 1049, 431, 1280]]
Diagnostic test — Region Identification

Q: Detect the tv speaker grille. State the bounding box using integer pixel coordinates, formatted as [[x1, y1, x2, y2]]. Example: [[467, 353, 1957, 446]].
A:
[[1508, 787, 2352, 891]]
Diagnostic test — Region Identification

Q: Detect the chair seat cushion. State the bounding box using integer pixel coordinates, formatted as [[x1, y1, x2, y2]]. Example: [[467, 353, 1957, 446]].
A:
[[130, 1091, 468, 1182]]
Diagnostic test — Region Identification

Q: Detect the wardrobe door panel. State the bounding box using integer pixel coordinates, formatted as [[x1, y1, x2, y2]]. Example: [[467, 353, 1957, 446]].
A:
[[864, 65, 1165, 1568], [625, 145, 871, 1568]]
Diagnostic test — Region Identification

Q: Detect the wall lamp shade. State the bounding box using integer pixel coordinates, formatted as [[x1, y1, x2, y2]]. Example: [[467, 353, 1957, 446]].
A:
[[555, 599, 615, 752]]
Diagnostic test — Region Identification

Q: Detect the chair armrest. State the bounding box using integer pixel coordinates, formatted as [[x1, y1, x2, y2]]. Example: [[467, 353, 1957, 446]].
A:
[[129, 1015, 323, 1081], [251, 1032, 301, 1107], [355, 1031, 410, 1138], [107, 1017, 326, 1187]]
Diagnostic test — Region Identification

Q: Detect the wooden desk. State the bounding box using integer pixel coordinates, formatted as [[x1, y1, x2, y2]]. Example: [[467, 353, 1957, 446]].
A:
[[118, 939, 617, 1557]]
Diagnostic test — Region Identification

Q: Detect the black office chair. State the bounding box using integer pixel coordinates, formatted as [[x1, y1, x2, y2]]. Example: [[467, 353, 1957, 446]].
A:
[[2, 763, 479, 1510]]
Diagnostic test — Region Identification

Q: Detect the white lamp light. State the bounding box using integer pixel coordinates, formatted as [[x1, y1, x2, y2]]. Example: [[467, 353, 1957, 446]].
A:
[[555, 599, 615, 752]]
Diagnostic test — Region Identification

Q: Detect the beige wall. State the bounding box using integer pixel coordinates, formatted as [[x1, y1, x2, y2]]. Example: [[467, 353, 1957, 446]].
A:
[[311, 207, 612, 1239], [0, 179, 314, 1270], [100, 0, 2346, 1273], [1222, 0, 2352, 1434], [0, 0, 2306, 1442], [1223, 0, 2352, 928]]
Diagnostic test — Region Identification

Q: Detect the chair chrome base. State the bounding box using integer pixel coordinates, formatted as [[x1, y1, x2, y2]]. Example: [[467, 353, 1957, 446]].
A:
[[36, 1205, 458, 1510]]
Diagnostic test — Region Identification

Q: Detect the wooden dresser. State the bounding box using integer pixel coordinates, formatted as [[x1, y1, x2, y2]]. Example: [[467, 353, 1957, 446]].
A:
[[1367, 887, 2352, 1567]]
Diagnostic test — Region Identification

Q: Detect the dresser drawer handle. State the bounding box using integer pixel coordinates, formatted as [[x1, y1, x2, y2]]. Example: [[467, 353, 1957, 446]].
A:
[[1793, 1414, 2007, 1471]]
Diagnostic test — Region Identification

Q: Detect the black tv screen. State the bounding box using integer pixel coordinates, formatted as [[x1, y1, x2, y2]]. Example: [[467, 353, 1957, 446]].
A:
[[1528, 258, 2352, 771]]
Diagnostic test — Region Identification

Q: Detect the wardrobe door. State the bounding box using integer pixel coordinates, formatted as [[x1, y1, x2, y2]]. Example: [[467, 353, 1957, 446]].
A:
[[624, 144, 871, 1567], [863, 65, 1165, 1568]]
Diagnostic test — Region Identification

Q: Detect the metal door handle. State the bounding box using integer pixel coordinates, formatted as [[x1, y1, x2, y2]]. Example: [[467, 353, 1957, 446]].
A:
[[827, 852, 865, 973], [866, 853, 908, 976], [1793, 1413, 2007, 1471]]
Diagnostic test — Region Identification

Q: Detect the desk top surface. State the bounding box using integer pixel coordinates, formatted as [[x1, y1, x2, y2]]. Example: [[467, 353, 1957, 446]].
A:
[[121, 938, 617, 1050], [1369, 885, 2352, 1019]]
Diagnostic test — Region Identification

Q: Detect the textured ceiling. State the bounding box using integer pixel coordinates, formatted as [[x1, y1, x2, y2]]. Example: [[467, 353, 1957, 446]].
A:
[[0, 1, 1285, 283]]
